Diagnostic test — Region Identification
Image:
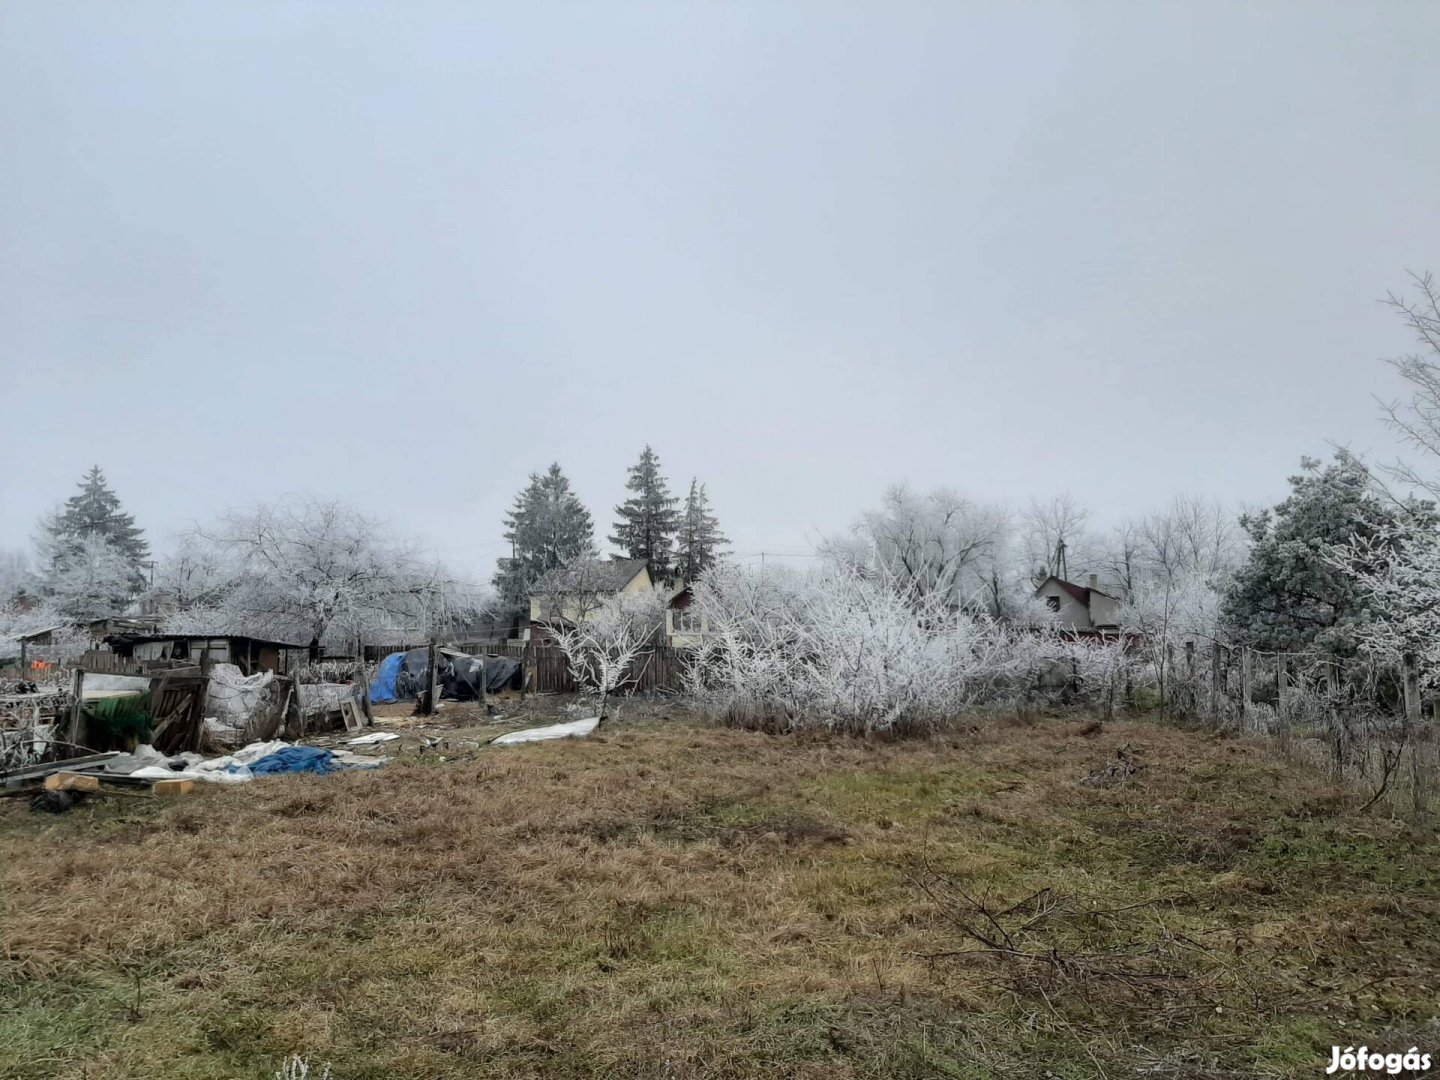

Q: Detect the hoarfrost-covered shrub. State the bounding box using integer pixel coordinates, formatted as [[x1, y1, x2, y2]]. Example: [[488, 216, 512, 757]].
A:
[[685, 563, 1054, 734], [547, 587, 666, 715], [685, 563, 1144, 733]]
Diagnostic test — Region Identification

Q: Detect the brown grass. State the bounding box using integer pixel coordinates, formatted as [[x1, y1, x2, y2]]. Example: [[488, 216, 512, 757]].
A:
[[2, 710, 1438, 1078]]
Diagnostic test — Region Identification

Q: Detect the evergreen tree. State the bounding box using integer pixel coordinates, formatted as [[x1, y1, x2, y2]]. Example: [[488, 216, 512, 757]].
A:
[[492, 463, 596, 607], [1221, 451, 1433, 657], [675, 479, 728, 582], [609, 445, 681, 583], [44, 466, 150, 596]]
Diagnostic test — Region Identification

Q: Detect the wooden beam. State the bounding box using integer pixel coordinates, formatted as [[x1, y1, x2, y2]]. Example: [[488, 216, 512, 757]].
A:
[[44, 772, 101, 792]]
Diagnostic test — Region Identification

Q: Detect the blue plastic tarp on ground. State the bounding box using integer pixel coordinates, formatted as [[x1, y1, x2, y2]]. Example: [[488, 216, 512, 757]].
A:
[[368, 651, 404, 704], [249, 746, 341, 776]]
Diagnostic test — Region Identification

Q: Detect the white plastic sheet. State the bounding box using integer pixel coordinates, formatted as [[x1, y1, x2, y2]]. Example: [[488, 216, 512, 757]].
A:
[[491, 717, 600, 746], [206, 663, 276, 744], [346, 731, 400, 746]]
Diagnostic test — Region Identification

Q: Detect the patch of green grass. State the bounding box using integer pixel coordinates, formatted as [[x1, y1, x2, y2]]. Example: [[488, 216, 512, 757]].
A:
[[0, 974, 125, 1078]]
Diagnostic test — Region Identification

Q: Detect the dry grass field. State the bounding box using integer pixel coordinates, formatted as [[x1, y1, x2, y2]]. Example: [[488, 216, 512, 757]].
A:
[[3, 709, 1439, 1079]]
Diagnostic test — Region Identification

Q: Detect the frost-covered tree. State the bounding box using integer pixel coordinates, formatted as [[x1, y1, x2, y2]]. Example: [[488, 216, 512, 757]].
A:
[[170, 497, 474, 649], [1376, 270, 1440, 500], [43, 533, 138, 621], [610, 445, 680, 584], [493, 463, 596, 608], [823, 485, 1011, 613], [1136, 495, 1244, 583], [1323, 273, 1440, 683], [43, 466, 149, 592], [546, 587, 666, 716], [149, 532, 232, 613], [675, 479, 728, 583], [1222, 452, 1427, 657], [0, 549, 31, 606], [686, 561, 1038, 734], [1021, 494, 1096, 585]]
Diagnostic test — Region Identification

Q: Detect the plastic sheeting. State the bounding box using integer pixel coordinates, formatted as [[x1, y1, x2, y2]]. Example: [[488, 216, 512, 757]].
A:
[[445, 655, 521, 701], [249, 746, 341, 775], [368, 651, 404, 704], [492, 716, 600, 745], [378, 648, 521, 703], [206, 663, 275, 744]]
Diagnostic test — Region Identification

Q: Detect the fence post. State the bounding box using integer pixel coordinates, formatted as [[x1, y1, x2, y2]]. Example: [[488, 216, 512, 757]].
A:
[[359, 661, 374, 725], [1326, 660, 1343, 782], [66, 666, 85, 747], [1403, 652, 1421, 726], [1403, 652, 1431, 819], [1161, 642, 1174, 717], [424, 638, 438, 716], [1240, 648, 1253, 731], [1210, 642, 1223, 723]]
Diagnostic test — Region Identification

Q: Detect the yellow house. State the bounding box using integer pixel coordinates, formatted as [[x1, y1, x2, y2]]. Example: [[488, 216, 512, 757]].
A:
[[529, 558, 654, 631]]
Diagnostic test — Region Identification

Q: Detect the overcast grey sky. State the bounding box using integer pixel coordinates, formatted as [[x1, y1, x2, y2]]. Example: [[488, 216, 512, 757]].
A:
[[2, 2, 1437, 578]]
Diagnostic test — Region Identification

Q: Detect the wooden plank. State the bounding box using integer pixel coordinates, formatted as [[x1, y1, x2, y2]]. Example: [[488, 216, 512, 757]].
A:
[[0, 752, 122, 786], [340, 700, 363, 732], [44, 772, 102, 792], [153, 778, 196, 797], [66, 667, 85, 748], [359, 662, 374, 725]]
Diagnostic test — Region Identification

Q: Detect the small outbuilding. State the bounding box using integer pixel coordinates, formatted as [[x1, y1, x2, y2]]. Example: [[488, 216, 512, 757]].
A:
[[104, 633, 305, 676]]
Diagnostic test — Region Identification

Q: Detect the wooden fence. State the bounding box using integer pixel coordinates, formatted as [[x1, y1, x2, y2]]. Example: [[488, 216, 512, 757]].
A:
[[362, 641, 688, 695], [79, 650, 147, 675]]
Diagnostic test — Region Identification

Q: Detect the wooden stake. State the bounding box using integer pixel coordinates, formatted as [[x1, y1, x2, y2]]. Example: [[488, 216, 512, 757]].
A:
[[1240, 648, 1253, 729], [424, 638, 438, 716], [1403, 652, 1421, 726], [1210, 642, 1223, 723], [359, 662, 374, 726]]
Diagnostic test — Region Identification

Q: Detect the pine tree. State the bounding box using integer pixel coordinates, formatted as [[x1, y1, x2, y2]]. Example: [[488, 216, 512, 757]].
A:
[[45, 466, 149, 596], [492, 463, 596, 607], [1221, 451, 1434, 656], [675, 479, 728, 582], [609, 445, 681, 583]]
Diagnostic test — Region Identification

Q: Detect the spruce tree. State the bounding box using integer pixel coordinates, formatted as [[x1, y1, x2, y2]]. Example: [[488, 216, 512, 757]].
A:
[[675, 479, 728, 582], [493, 463, 596, 607], [46, 466, 149, 595], [609, 445, 680, 583]]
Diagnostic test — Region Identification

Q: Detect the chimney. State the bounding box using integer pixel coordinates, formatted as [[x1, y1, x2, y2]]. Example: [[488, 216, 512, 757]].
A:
[[1087, 574, 1098, 590]]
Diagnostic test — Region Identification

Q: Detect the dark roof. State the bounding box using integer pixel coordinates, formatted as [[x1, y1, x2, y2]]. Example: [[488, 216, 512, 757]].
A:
[[531, 558, 649, 596], [1034, 575, 1119, 607], [106, 632, 309, 649]]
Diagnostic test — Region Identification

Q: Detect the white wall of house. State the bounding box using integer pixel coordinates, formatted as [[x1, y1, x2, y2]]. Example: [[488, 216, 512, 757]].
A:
[[1035, 578, 1093, 629]]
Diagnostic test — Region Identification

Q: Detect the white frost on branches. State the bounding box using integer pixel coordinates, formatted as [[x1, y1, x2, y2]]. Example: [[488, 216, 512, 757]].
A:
[[547, 588, 666, 714], [157, 497, 479, 647], [684, 561, 1125, 734]]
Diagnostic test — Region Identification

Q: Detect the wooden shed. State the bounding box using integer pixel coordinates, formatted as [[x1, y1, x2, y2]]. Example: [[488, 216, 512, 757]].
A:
[[104, 633, 303, 676]]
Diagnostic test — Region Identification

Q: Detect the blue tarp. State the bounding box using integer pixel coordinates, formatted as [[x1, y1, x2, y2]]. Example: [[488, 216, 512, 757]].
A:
[[368, 651, 404, 704], [249, 746, 341, 776]]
